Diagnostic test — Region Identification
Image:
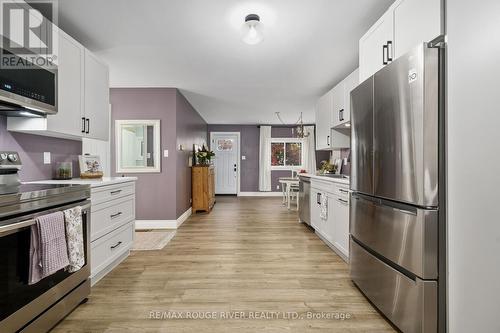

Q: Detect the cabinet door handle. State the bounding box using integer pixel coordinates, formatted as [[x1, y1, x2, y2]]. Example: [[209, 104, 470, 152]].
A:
[[339, 189, 349, 194], [387, 41, 393, 62], [110, 241, 122, 250], [85, 118, 90, 134], [110, 190, 122, 195], [382, 44, 388, 65], [81, 117, 86, 133], [338, 198, 349, 205], [317, 192, 321, 205], [110, 212, 122, 219], [327, 135, 330, 146], [339, 109, 344, 122]]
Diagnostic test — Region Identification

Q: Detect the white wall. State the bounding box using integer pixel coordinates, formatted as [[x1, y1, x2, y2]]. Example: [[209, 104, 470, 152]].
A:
[[447, 1, 500, 332]]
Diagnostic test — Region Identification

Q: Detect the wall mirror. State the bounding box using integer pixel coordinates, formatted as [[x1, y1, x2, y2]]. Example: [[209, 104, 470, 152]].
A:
[[115, 120, 161, 173]]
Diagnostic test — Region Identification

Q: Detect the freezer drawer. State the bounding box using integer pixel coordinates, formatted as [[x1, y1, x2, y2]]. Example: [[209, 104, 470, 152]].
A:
[[350, 193, 438, 279], [350, 238, 437, 333], [373, 43, 439, 207]]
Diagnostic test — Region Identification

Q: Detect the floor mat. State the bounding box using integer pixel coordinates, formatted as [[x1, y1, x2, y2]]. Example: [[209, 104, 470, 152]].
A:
[[132, 230, 176, 251]]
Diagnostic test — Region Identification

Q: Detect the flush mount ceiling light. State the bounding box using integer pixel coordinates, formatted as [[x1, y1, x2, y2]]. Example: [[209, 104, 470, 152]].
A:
[[241, 14, 264, 45]]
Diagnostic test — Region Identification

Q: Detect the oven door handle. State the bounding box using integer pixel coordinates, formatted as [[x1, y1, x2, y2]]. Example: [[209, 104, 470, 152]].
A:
[[0, 202, 91, 235]]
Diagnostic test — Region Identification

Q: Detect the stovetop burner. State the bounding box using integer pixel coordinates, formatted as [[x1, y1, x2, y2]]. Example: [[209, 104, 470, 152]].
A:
[[0, 151, 90, 220], [0, 183, 80, 195]]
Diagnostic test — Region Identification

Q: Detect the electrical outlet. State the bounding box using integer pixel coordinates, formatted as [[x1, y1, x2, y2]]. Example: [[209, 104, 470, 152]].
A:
[[43, 152, 51, 164], [164, 149, 169, 157], [241, 155, 246, 160], [276, 185, 280, 190]]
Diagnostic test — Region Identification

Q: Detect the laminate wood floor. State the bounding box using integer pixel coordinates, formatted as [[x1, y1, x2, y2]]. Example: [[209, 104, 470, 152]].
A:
[[52, 196, 395, 333]]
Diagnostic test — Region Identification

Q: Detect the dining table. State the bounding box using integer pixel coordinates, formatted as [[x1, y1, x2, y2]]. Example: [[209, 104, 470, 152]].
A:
[[278, 177, 300, 210]]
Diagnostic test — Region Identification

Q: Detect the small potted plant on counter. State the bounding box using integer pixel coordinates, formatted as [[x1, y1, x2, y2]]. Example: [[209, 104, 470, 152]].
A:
[[195, 145, 215, 166], [319, 160, 337, 174]]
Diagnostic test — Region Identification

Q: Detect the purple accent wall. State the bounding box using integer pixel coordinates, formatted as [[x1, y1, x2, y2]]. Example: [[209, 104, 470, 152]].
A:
[[207, 124, 330, 192], [206, 125, 260, 192], [110, 88, 207, 220], [175, 92, 208, 217], [0, 116, 81, 181]]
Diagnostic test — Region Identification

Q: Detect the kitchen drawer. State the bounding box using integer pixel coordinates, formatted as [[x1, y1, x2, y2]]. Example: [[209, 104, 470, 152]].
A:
[[91, 221, 134, 277], [334, 184, 350, 199], [91, 195, 135, 241], [91, 182, 135, 206], [350, 238, 437, 333], [350, 193, 438, 279], [310, 178, 335, 194]]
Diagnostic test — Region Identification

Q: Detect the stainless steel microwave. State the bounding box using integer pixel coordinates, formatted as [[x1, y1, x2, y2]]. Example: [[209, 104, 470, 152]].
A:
[[0, 49, 57, 117]]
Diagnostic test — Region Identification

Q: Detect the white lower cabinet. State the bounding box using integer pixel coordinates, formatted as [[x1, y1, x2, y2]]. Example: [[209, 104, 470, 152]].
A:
[[310, 179, 350, 262], [90, 181, 136, 285], [332, 189, 350, 258]]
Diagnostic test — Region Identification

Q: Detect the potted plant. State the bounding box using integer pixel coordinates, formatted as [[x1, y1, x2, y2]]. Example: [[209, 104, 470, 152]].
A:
[[195, 145, 215, 166], [319, 160, 337, 174]]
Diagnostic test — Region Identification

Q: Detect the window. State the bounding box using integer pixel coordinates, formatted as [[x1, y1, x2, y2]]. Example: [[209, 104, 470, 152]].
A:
[[216, 139, 233, 151], [270, 138, 304, 169]]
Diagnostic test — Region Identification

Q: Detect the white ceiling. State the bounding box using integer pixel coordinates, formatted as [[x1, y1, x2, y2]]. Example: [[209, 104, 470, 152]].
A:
[[58, 0, 393, 124]]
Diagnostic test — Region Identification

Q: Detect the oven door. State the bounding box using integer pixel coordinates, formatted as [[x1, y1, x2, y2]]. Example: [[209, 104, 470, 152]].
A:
[[0, 200, 91, 333]]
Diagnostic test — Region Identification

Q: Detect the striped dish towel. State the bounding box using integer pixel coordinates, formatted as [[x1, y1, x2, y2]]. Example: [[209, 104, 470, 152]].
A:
[[63, 206, 85, 273], [320, 194, 328, 220], [36, 211, 70, 278]]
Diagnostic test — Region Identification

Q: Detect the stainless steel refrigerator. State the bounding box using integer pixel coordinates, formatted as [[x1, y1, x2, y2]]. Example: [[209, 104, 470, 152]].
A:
[[349, 43, 444, 333]]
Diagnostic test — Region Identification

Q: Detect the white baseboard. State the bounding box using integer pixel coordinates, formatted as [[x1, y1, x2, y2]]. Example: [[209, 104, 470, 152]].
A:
[[135, 220, 177, 230], [237, 192, 283, 197], [135, 207, 192, 230]]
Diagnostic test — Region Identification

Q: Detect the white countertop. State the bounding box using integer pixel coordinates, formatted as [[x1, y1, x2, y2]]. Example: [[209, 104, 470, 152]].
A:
[[300, 173, 350, 186], [27, 177, 138, 188]]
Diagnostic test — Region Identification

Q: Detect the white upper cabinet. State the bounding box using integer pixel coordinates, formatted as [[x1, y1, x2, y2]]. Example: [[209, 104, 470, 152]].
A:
[[84, 49, 110, 141], [359, 0, 442, 82], [315, 90, 333, 150], [359, 10, 394, 82], [393, 0, 442, 58], [332, 68, 359, 128], [343, 68, 359, 125], [330, 81, 344, 128], [7, 27, 86, 139], [7, 24, 110, 141], [316, 68, 358, 150], [50, 29, 85, 137]]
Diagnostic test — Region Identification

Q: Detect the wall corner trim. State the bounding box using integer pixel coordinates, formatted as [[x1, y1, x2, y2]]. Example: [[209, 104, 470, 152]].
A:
[[135, 207, 192, 230], [176, 207, 192, 228]]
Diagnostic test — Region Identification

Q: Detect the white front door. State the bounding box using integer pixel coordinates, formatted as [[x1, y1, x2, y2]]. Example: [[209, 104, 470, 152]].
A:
[[211, 133, 239, 194]]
